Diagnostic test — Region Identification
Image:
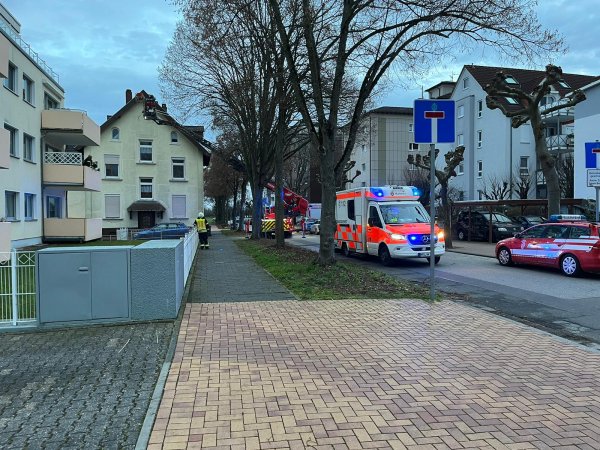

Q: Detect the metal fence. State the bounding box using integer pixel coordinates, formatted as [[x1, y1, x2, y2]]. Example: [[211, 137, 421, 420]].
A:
[[0, 250, 37, 326], [183, 230, 199, 286]]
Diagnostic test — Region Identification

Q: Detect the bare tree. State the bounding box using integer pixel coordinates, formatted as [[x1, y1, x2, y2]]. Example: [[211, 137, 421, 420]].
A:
[[403, 165, 431, 207], [269, 0, 563, 265], [408, 146, 465, 249], [556, 153, 575, 198], [480, 175, 511, 200], [513, 165, 535, 200], [484, 65, 585, 215]]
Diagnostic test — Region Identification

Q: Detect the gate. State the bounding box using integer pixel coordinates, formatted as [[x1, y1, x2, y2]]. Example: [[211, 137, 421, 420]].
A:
[[0, 250, 37, 326]]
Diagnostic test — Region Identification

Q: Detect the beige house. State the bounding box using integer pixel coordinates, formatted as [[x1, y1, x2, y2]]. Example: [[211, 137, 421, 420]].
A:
[[0, 4, 101, 250], [82, 90, 211, 235]]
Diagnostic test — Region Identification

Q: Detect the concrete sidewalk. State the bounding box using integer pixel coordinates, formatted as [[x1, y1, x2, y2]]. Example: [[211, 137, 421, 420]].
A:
[[148, 231, 600, 449], [447, 240, 496, 258]]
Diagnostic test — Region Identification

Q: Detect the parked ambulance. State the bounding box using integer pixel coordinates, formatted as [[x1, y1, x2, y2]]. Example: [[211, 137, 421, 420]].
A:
[[335, 185, 445, 265]]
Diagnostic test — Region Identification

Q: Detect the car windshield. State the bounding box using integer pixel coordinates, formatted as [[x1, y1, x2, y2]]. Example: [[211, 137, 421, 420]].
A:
[[491, 214, 514, 223], [526, 216, 544, 224], [379, 203, 430, 224]]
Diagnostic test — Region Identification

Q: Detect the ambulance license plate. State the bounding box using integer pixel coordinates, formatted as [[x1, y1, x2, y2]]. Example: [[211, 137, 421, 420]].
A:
[[418, 252, 430, 257]]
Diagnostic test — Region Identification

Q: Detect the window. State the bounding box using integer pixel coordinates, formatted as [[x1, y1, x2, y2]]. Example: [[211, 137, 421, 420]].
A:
[[409, 123, 413, 132], [104, 194, 121, 219], [170, 131, 178, 143], [463, 77, 469, 89], [457, 105, 464, 118], [477, 100, 483, 118], [140, 178, 153, 199], [478, 190, 484, 200], [5, 191, 18, 220], [520, 156, 529, 176], [505, 75, 518, 85], [348, 200, 355, 221], [111, 127, 120, 140], [477, 160, 483, 178], [172, 158, 185, 179], [44, 93, 59, 109], [569, 226, 591, 239], [477, 130, 482, 148], [3, 63, 17, 92], [4, 124, 17, 157], [46, 196, 62, 218], [104, 154, 120, 178], [558, 80, 570, 88], [458, 191, 464, 201], [172, 195, 186, 218], [22, 75, 34, 104], [408, 143, 419, 151], [505, 97, 519, 105], [24, 193, 36, 220], [361, 163, 366, 172], [139, 140, 153, 162], [23, 134, 34, 162], [457, 162, 464, 175], [457, 134, 464, 146]]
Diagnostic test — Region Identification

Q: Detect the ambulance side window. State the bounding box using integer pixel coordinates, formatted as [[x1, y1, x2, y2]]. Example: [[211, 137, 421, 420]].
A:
[[368, 206, 382, 227], [348, 200, 355, 221]]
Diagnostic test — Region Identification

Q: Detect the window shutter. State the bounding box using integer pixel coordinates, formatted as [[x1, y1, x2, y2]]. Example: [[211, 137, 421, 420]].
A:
[[172, 195, 186, 218], [105, 195, 120, 218], [104, 154, 119, 165]]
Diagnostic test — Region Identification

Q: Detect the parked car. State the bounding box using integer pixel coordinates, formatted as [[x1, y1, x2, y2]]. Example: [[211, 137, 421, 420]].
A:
[[496, 214, 600, 276], [310, 222, 320, 235], [455, 210, 523, 242], [304, 219, 319, 233], [133, 222, 191, 240], [512, 215, 546, 229]]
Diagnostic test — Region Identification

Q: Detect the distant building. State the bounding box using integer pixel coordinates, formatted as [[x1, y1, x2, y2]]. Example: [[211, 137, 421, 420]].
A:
[[81, 90, 211, 235], [0, 3, 101, 249]]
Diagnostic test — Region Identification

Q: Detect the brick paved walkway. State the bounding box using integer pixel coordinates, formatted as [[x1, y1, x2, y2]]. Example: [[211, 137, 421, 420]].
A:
[[149, 300, 600, 449]]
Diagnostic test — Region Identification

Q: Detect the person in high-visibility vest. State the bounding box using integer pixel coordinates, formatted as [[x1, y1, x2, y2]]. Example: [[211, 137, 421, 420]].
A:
[[195, 212, 209, 249]]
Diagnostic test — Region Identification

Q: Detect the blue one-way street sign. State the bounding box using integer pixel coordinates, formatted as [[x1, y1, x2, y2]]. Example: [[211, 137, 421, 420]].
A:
[[413, 99, 455, 144], [585, 142, 600, 168]]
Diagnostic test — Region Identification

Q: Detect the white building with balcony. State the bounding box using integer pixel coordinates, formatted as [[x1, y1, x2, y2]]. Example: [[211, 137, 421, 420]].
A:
[[434, 65, 597, 201], [82, 90, 211, 235], [0, 3, 101, 249], [574, 79, 600, 200]]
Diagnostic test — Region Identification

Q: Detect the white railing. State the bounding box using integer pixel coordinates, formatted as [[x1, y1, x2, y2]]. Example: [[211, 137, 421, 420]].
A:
[[540, 98, 573, 114], [183, 229, 199, 286], [0, 250, 36, 326], [44, 151, 82, 165], [546, 134, 573, 150]]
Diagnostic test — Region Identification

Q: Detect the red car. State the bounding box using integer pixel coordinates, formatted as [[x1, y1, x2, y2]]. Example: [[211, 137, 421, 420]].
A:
[[495, 215, 600, 277]]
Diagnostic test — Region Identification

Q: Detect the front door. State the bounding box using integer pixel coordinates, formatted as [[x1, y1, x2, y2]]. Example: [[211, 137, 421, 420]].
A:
[[138, 211, 155, 229]]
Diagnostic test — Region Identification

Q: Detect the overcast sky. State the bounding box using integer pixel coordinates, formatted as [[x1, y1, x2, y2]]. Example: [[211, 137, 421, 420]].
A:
[[3, 0, 599, 141]]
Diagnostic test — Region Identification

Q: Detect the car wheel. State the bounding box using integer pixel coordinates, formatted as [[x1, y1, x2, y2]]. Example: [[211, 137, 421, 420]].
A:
[[457, 229, 466, 241], [426, 256, 441, 265], [342, 243, 350, 257], [378, 245, 393, 266], [497, 247, 513, 266], [560, 254, 581, 277]]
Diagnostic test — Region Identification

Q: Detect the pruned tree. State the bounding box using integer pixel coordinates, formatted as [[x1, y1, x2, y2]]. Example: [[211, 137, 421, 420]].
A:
[[484, 65, 585, 215], [556, 154, 575, 198], [269, 0, 563, 265], [408, 146, 465, 249], [513, 164, 535, 200], [481, 175, 511, 200], [403, 165, 431, 207]]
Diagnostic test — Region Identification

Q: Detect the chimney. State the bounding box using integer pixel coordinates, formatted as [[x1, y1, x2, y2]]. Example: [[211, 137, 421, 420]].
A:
[[161, 103, 167, 112], [125, 89, 132, 103]]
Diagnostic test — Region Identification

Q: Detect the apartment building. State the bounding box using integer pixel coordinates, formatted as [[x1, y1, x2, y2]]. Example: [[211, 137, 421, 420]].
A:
[[435, 65, 597, 201], [574, 79, 600, 200], [81, 90, 211, 235], [0, 3, 101, 250]]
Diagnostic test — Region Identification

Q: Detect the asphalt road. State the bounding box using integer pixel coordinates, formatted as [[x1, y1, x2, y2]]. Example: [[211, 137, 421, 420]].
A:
[[288, 233, 600, 346]]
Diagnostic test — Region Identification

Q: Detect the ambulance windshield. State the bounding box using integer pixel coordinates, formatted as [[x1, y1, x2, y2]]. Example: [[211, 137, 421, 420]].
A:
[[379, 203, 430, 224]]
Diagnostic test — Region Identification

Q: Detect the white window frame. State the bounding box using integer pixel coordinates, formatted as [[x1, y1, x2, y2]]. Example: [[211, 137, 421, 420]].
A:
[[505, 97, 519, 105], [23, 133, 34, 162], [111, 127, 120, 140], [104, 154, 120, 178], [140, 177, 153, 199], [3, 63, 17, 92], [171, 157, 185, 179], [520, 156, 529, 176], [139, 140, 153, 162], [477, 100, 483, 118], [457, 134, 464, 146], [477, 160, 483, 178], [478, 190, 484, 200], [104, 194, 121, 219], [46, 196, 62, 218], [4, 124, 18, 157], [408, 142, 419, 151], [505, 75, 518, 85], [170, 131, 179, 144], [457, 105, 464, 118], [463, 77, 469, 89], [44, 93, 59, 109], [22, 74, 34, 104], [409, 123, 413, 132], [171, 195, 187, 219], [24, 193, 36, 220], [5, 191, 19, 221], [477, 130, 482, 148], [457, 162, 464, 175]]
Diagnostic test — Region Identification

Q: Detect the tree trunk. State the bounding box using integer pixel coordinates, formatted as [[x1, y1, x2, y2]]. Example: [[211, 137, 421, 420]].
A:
[[251, 180, 263, 240], [318, 138, 337, 265], [274, 133, 285, 248], [237, 176, 248, 231], [531, 114, 560, 215]]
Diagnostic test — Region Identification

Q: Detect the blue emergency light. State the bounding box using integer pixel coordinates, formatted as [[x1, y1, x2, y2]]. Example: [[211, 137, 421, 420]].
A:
[[412, 187, 421, 197], [370, 187, 385, 197]]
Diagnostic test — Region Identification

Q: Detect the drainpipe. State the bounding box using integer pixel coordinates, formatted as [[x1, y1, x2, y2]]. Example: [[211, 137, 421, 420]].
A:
[[40, 133, 45, 243], [509, 122, 513, 199], [369, 114, 372, 186]]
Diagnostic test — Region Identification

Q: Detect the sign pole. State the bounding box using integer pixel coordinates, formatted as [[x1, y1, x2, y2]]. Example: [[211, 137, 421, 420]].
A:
[[429, 121, 437, 302], [596, 187, 599, 223]]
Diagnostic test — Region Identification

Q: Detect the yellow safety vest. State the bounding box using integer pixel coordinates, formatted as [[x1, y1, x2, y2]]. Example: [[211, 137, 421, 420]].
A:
[[195, 218, 207, 232]]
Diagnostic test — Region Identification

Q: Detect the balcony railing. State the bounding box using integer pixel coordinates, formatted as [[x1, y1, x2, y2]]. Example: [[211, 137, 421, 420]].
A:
[[41, 109, 101, 147], [0, 33, 8, 79], [545, 134, 573, 151], [44, 218, 102, 242], [540, 98, 574, 121], [43, 152, 101, 191]]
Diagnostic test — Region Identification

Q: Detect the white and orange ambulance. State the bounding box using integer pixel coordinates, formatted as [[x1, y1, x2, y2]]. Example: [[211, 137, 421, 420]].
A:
[[335, 185, 445, 265]]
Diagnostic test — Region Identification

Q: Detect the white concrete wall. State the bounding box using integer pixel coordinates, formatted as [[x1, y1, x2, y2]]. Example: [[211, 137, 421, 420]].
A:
[[574, 83, 600, 200]]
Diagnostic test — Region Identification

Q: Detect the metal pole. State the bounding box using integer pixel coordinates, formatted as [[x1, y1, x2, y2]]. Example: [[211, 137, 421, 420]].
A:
[[596, 187, 599, 223], [11, 249, 17, 325], [429, 120, 437, 302]]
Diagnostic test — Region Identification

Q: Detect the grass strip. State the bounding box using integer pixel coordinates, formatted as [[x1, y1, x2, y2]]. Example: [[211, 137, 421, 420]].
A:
[[235, 238, 431, 301]]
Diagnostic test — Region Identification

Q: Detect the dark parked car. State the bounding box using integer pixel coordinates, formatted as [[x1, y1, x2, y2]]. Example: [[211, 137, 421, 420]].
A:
[[133, 222, 191, 240], [513, 215, 546, 229], [455, 210, 523, 242]]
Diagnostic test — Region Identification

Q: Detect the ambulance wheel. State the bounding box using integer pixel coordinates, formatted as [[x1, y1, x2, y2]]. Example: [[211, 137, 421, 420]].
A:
[[560, 254, 581, 277], [342, 243, 351, 257], [378, 245, 393, 266], [497, 247, 513, 266], [427, 256, 441, 265]]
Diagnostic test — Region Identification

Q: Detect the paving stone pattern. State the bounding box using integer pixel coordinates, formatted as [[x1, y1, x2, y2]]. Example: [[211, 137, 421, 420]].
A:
[[150, 300, 600, 449], [0, 322, 173, 449]]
